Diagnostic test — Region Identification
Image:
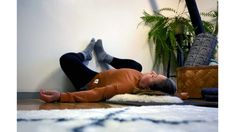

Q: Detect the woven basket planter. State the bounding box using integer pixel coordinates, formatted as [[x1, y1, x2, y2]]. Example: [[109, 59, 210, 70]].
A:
[[176, 66, 218, 98]]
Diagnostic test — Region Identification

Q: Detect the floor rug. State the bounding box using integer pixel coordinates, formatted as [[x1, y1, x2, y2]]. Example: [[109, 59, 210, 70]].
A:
[[17, 105, 217, 132]]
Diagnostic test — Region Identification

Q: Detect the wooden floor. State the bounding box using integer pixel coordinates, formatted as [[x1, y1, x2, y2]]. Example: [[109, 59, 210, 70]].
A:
[[17, 98, 218, 110], [17, 99, 127, 110]]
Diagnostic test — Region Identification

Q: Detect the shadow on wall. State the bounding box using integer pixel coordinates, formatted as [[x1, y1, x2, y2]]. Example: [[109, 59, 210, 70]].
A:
[[98, 61, 111, 71], [37, 68, 76, 92]]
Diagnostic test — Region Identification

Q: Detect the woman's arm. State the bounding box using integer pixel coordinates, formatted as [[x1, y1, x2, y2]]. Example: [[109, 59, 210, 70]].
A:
[[40, 84, 119, 103], [59, 84, 118, 103]]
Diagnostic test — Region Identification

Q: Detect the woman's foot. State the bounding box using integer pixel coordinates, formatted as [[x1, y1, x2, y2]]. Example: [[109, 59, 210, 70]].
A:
[[94, 39, 113, 63], [81, 38, 96, 61]]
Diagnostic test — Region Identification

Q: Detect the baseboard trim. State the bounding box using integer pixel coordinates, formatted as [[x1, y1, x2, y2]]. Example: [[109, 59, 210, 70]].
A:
[[17, 92, 39, 100]]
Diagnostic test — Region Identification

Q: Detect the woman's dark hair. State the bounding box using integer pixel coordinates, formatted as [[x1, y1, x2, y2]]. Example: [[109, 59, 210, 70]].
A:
[[149, 78, 176, 95]]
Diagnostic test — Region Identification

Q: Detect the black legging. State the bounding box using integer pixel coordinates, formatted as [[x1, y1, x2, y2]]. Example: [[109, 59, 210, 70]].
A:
[[60, 52, 142, 91]]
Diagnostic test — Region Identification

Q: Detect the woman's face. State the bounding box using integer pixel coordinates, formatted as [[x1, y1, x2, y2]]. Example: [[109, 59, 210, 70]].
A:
[[139, 71, 167, 88]]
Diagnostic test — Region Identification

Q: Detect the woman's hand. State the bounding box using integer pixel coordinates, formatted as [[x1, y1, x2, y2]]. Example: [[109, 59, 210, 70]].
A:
[[40, 89, 61, 103]]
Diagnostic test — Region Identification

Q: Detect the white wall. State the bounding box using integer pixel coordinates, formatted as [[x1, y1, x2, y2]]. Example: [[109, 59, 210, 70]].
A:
[[17, 0, 217, 92]]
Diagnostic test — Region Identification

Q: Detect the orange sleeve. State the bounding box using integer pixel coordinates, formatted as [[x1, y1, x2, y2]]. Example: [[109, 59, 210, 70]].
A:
[[59, 84, 119, 103]]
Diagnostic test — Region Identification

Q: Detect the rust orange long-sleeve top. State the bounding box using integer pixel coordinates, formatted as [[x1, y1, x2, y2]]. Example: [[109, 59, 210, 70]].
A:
[[59, 68, 143, 103]]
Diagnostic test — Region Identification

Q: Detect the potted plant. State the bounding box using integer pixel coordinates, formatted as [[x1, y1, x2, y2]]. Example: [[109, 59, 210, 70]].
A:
[[140, 7, 217, 77]]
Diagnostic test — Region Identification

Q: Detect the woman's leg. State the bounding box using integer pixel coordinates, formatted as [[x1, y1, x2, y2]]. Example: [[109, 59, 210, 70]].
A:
[[109, 57, 142, 72], [60, 38, 97, 90], [60, 52, 98, 91], [94, 39, 142, 72]]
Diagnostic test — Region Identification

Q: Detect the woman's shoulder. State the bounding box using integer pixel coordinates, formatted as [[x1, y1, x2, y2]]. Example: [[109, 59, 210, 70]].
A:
[[118, 68, 142, 73]]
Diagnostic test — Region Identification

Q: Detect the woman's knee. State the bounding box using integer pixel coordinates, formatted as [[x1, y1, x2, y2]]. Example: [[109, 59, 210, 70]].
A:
[[59, 52, 78, 67], [60, 53, 77, 63], [130, 60, 142, 72], [135, 62, 142, 72]]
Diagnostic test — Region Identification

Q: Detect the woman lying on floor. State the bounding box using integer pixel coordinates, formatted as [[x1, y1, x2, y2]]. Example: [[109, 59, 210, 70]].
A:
[[40, 39, 176, 103]]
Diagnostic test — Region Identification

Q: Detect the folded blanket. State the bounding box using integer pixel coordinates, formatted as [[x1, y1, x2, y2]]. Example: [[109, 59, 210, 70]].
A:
[[201, 88, 218, 102], [201, 88, 218, 95], [203, 95, 218, 102]]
